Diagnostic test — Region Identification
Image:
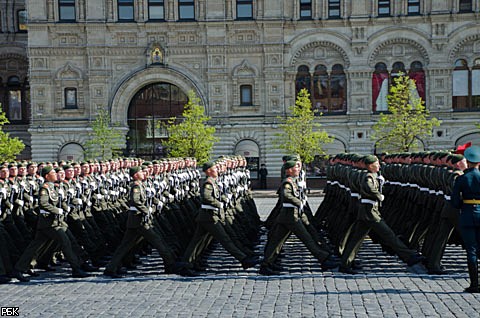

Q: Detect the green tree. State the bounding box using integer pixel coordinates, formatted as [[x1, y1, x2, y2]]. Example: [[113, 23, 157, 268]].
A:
[[0, 106, 24, 161], [274, 88, 332, 164], [163, 91, 219, 164], [84, 109, 125, 160], [372, 74, 441, 153]]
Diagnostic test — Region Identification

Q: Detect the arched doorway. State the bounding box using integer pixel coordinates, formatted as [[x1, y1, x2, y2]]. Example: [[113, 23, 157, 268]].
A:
[[234, 139, 260, 178], [58, 143, 84, 162], [456, 132, 480, 147], [126, 82, 188, 159]]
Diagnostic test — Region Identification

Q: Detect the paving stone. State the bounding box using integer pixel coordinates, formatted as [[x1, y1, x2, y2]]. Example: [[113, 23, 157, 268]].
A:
[[1, 197, 480, 316]]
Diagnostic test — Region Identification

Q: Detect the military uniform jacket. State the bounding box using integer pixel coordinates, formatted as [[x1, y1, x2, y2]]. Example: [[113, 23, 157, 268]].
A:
[[358, 172, 383, 223], [127, 180, 151, 229], [0, 179, 10, 221], [38, 182, 67, 229], [277, 177, 303, 224], [451, 167, 480, 227], [197, 177, 223, 223]]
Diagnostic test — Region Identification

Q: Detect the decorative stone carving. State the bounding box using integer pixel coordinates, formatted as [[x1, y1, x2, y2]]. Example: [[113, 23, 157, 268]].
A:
[[233, 60, 257, 77], [369, 38, 429, 66], [292, 41, 350, 67]]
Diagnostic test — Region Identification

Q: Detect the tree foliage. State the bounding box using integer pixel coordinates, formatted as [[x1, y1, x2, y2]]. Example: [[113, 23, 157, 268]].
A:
[[163, 91, 219, 164], [84, 109, 125, 160], [0, 106, 25, 161], [274, 88, 332, 164], [372, 75, 441, 153]]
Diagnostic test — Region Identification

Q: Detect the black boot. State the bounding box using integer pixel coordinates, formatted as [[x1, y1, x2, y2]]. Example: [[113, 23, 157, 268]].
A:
[[465, 261, 480, 293], [72, 268, 90, 278]]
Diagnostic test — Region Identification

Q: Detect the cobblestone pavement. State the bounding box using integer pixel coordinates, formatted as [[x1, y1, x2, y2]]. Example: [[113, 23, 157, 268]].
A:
[[1, 197, 479, 317]]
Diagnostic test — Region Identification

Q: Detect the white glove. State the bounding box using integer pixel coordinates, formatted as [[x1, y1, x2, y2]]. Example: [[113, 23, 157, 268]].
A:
[[58, 208, 64, 215], [380, 194, 385, 202]]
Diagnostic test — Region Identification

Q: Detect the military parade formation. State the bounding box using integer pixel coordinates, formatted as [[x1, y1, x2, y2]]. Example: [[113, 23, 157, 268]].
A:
[[0, 148, 479, 294]]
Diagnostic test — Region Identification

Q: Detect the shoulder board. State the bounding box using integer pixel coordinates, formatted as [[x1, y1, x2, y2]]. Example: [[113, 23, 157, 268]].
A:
[[42, 183, 50, 189]]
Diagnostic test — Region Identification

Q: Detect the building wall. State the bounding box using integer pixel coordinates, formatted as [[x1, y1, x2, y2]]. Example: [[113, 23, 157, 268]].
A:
[[0, 0, 30, 159], [23, 0, 480, 175]]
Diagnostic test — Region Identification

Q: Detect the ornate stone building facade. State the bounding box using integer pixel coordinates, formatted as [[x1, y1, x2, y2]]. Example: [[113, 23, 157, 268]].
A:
[[0, 0, 29, 159], [19, 0, 480, 176]]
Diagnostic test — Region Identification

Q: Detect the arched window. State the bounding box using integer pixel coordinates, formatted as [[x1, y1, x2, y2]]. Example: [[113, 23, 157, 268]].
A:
[[127, 83, 188, 159], [295, 65, 311, 95], [372, 61, 426, 112], [313, 64, 328, 105], [391, 62, 406, 81], [296, 64, 347, 114], [453, 59, 470, 110], [372, 62, 389, 112], [330, 64, 346, 112], [409, 61, 425, 101], [3, 76, 29, 123], [453, 58, 480, 111], [472, 58, 480, 108]]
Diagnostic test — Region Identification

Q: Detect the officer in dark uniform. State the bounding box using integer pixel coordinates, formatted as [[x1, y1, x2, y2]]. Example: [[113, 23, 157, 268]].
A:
[[12, 166, 89, 282], [451, 145, 480, 293]]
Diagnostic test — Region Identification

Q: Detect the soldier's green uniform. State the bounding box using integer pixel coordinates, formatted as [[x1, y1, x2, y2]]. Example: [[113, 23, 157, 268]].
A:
[[181, 162, 258, 274], [104, 167, 178, 277], [340, 155, 423, 273], [13, 166, 87, 282], [260, 161, 335, 275]]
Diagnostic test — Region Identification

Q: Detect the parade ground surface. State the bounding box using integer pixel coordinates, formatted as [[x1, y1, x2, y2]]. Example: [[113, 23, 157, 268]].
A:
[[1, 193, 479, 317]]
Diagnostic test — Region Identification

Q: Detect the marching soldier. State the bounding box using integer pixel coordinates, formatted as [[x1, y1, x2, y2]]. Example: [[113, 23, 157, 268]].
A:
[[260, 160, 337, 275], [12, 166, 89, 282], [339, 155, 425, 274], [103, 166, 182, 278], [181, 161, 259, 275]]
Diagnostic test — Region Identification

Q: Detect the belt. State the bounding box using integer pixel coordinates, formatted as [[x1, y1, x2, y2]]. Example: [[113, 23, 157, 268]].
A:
[[282, 203, 298, 208], [360, 199, 378, 205], [201, 204, 219, 211], [350, 193, 361, 198], [39, 209, 50, 215], [463, 199, 480, 204], [129, 207, 138, 212]]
